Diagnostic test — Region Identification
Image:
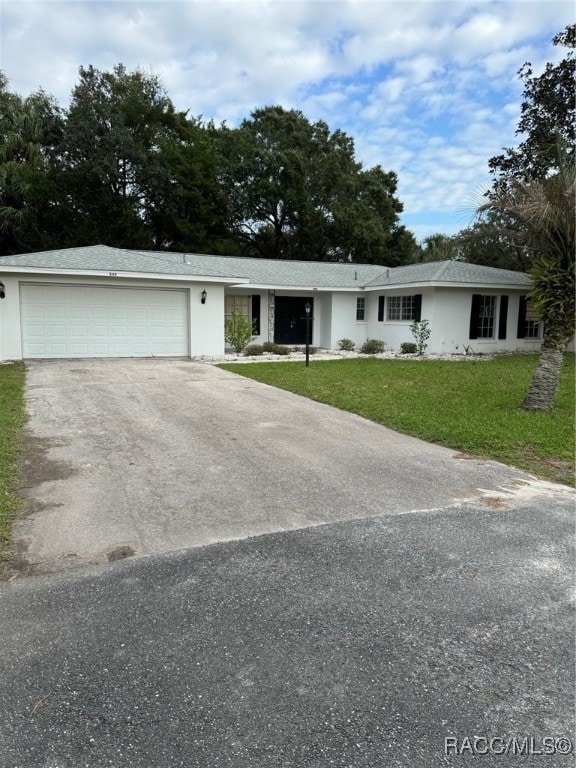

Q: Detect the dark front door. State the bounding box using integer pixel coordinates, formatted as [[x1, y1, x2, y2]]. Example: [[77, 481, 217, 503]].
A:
[[274, 296, 313, 345]]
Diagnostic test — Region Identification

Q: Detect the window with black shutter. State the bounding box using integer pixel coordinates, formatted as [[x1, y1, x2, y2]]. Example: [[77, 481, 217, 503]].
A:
[[387, 295, 419, 321], [469, 294, 497, 339], [517, 295, 541, 339]]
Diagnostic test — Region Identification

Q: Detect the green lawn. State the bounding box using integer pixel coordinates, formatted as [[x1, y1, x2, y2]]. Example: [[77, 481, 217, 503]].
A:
[[219, 354, 575, 486], [0, 363, 26, 562]]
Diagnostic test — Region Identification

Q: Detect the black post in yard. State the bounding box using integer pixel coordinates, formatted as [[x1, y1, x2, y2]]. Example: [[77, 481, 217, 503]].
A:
[[304, 302, 311, 367]]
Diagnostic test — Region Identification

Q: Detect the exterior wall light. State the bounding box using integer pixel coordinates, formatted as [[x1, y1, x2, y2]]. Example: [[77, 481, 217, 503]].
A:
[[0, 282, 5, 299], [201, 290, 207, 304]]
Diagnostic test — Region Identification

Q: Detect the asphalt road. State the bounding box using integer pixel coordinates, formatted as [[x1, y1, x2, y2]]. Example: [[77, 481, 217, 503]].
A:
[[1, 497, 574, 768]]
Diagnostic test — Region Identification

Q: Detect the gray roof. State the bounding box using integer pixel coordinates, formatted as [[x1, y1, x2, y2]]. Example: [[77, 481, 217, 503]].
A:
[[0, 244, 385, 288], [0, 245, 532, 290], [364, 259, 532, 289], [0, 245, 237, 280]]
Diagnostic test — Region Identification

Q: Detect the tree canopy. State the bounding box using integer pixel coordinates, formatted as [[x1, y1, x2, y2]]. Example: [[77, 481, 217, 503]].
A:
[[489, 24, 575, 184], [458, 24, 575, 272], [474, 24, 576, 410], [214, 106, 415, 264], [0, 70, 416, 262]]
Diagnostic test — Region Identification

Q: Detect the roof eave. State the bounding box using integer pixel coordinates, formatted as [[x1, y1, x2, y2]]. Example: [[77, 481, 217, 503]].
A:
[[363, 280, 532, 291], [0, 266, 249, 284], [227, 282, 365, 292]]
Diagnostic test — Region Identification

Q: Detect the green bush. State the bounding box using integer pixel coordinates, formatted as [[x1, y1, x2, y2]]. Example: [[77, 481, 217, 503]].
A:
[[360, 338, 386, 354], [262, 341, 290, 355], [338, 338, 355, 351], [243, 344, 264, 356], [410, 319, 431, 355], [400, 342, 418, 354], [225, 311, 255, 353]]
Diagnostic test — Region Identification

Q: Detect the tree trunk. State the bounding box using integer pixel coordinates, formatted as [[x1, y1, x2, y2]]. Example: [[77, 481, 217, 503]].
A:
[[522, 346, 565, 411]]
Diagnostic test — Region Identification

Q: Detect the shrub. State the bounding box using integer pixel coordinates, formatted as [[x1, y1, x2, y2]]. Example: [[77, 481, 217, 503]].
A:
[[400, 342, 418, 354], [262, 341, 290, 355], [360, 338, 386, 354], [243, 344, 264, 356], [410, 319, 431, 355], [225, 311, 255, 353], [338, 338, 355, 351]]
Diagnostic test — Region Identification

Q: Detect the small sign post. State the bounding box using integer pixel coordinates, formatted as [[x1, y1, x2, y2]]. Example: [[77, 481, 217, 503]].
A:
[[304, 302, 311, 367]]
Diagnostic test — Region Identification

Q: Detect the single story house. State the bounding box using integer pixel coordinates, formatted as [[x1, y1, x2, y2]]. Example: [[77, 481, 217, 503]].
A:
[[0, 244, 549, 361]]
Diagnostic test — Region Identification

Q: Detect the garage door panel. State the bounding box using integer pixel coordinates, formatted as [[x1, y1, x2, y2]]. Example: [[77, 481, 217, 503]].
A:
[[47, 307, 66, 320], [20, 285, 189, 358]]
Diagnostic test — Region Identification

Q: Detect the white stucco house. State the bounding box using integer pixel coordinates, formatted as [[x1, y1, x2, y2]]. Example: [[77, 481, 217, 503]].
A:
[[0, 244, 547, 361]]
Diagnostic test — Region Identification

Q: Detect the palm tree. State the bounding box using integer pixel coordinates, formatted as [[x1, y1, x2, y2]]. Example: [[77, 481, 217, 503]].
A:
[[479, 143, 575, 410]]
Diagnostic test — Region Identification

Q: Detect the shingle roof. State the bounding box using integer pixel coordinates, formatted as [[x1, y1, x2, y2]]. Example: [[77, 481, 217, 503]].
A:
[[364, 260, 532, 288], [0, 245, 237, 279], [0, 245, 384, 288], [0, 245, 532, 290]]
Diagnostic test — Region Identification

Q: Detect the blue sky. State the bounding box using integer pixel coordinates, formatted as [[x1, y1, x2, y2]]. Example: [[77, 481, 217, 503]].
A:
[[0, 1, 572, 243]]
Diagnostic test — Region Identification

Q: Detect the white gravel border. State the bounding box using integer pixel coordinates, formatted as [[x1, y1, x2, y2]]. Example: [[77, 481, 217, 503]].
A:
[[194, 349, 499, 364]]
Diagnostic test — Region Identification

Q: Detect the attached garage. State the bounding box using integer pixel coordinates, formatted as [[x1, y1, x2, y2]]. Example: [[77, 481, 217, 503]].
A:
[[20, 283, 189, 358]]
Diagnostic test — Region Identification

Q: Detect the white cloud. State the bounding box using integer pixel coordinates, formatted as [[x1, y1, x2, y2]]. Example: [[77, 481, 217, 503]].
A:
[[0, 0, 573, 240]]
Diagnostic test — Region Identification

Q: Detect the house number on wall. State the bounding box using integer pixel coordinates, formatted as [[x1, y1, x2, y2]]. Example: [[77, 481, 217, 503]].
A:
[[109, 272, 118, 276]]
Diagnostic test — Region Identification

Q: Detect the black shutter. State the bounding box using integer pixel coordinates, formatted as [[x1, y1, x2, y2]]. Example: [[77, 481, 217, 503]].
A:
[[498, 295, 508, 339], [413, 294, 422, 322], [469, 294, 481, 339], [378, 296, 385, 322], [251, 295, 261, 335], [517, 296, 527, 338]]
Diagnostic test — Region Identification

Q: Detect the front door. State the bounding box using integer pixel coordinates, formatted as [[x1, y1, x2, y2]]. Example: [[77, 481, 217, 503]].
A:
[[274, 296, 313, 345]]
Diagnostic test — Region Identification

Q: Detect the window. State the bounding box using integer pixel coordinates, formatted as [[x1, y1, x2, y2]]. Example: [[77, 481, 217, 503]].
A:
[[382, 293, 422, 321], [525, 309, 541, 338], [225, 294, 249, 321], [517, 296, 541, 339], [226, 294, 261, 335], [388, 296, 412, 320], [469, 294, 499, 339], [477, 295, 496, 338], [356, 297, 366, 321]]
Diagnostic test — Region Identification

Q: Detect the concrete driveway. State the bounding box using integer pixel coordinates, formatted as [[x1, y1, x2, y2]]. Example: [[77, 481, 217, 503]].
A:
[[11, 357, 559, 577]]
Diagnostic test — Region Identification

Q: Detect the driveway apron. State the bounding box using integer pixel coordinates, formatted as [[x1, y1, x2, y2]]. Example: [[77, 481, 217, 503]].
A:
[[14, 357, 536, 575]]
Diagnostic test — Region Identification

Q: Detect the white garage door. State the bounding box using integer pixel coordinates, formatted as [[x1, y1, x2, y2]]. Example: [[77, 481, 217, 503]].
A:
[[20, 284, 189, 358]]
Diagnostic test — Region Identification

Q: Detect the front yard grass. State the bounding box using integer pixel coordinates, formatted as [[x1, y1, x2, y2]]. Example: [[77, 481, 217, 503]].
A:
[[219, 354, 575, 486], [0, 363, 26, 562]]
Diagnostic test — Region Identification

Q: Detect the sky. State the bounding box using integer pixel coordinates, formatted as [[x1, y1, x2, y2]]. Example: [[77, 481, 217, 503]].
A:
[[0, 0, 572, 243]]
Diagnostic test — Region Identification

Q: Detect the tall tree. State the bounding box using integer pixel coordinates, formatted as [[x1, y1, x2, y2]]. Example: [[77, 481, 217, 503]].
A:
[[455, 212, 530, 271], [0, 74, 64, 255], [480, 25, 576, 410], [215, 106, 414, 264], [407, 232, 459, 263], [489, 24, 575, 184], [479, 142, 575, 410], [58, 64, 178, 248], [461, 25, 575, 274]]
